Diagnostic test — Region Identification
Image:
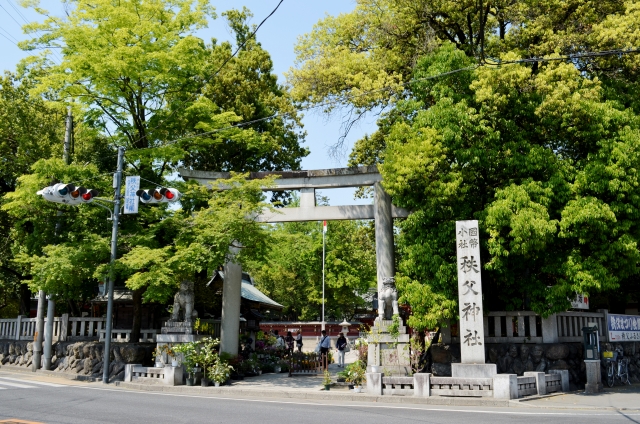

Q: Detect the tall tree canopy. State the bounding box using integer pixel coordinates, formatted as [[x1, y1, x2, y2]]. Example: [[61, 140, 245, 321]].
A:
[[1, 1, 308, 328], [291, 0, 640, 330]]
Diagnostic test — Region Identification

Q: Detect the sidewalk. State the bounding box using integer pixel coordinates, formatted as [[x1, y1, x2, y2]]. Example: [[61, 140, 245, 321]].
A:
[[514, 384, 640, 411], [2, 363, 639, 410]]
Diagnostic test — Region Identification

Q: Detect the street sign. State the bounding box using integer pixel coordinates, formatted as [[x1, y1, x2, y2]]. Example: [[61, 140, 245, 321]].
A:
[[124, 176, 140, 214], [570, 293, 589, 310]]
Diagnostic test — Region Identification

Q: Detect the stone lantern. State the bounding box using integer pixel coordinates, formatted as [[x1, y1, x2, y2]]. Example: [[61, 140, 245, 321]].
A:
[[339, 320, 351, 336]]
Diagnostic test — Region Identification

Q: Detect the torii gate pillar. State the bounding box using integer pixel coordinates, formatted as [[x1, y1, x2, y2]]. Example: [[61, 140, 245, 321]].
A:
[[374, 182, 395, 302]]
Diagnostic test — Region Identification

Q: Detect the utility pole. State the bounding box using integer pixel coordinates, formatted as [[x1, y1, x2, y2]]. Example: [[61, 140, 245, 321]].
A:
[[42, 107, 74, 370], [31, 291, 46, 371], [102, 146, 124, 384]]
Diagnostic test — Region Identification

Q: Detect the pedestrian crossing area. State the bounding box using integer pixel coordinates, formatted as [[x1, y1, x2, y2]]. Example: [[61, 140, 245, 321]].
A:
[[0, 377, 65, 390]]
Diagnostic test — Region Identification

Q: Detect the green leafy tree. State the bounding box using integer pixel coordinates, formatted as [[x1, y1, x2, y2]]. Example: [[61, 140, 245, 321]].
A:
[[0, 73, 65, 316], [293, 1, 640, 331], [245, 196, 376, 321], [6, 0, 308, 338]]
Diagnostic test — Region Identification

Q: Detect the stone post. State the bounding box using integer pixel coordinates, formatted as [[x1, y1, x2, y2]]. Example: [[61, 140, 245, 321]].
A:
[[124, 364, 140, 382], [541, 313, 559, 343], [15, 315, 23, 341], [583, 360, 601, 393], [493, 374, 518, 399], [366, 372, 382, 396], [59, 313, 69, 342], [163, 364, 183, 386], [43, 300, 55, 369], [524, 371, 546, 395], [32, 291, 46, 371], [597, 309, 609, 342], [413, 373, 431, 397], [374, 182, 394, 306], [220, 244, 242, 356], [549, 369, 570, 392]]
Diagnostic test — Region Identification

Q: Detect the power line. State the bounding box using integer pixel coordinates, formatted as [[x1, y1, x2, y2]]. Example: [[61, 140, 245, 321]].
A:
[[3, 0, 64, 63], [210, 0, 284, 78], [132, 0, 284, 149], [131, 47, 639, 151], [0, 2, 22, 27], [0, 28, 19, 46]]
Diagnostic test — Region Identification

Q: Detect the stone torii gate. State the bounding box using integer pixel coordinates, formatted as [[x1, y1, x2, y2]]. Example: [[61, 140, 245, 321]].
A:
[[179, 166, 409, 356]]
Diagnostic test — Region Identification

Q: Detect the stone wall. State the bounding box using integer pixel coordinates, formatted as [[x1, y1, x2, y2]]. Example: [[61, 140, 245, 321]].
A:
[[0, 339, 154, 381], [430, 341, 640, 390]]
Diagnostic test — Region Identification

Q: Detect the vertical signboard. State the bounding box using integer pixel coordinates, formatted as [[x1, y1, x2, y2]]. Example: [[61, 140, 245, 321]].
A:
[[123, 176, 140, 214], [456, 220, 485, 364]]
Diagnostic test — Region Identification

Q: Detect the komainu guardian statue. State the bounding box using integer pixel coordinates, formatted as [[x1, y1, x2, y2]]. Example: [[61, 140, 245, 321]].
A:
[[378, 277, 399, 321], [170, 280, 197, 322]]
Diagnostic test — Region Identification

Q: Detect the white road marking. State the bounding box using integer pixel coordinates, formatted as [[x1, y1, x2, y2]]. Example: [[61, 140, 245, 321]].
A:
[[0, 381, 37, 389], [77, 385, 640, 417], [0, 377, 65, 387]]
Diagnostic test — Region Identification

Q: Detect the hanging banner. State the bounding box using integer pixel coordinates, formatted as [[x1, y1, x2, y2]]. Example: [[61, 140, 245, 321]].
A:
[[608, 313, 640, 342], [124, 176, 140, 214]]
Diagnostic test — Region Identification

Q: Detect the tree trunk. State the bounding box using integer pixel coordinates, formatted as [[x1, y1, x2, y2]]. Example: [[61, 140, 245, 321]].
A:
[[130, 287, 144, 343], [19, 283, 31, 316], [67, 299, 81, 317]]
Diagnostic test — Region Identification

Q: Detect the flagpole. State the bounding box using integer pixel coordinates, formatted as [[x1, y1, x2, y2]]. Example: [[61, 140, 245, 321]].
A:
[[322, 220, 326, 331]]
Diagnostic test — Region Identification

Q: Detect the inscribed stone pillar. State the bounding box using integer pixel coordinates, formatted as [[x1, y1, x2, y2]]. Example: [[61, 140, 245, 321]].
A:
[[456, 220, 485, 364], [220, 244, 241, 356], [374, 182, 394, 295]]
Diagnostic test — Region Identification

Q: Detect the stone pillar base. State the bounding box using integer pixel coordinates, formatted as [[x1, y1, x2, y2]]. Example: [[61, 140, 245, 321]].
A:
[[366, 372, 382, 395], [451, 363, 497, 378], [584, 360, 602, 393]]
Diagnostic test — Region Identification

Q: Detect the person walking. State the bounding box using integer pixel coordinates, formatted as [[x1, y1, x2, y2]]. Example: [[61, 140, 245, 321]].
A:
[[319, 330, 331, 370], [285, 331, 295, 353], [295, 331, 303, 353], [336, 333, 347, 367]]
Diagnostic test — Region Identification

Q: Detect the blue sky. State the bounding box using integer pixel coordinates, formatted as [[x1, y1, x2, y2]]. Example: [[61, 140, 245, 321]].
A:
[[0, 0, 376, 205]]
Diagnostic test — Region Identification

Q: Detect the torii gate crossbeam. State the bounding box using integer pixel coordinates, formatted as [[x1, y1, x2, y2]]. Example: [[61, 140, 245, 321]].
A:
[[179, 166, 409, 355]]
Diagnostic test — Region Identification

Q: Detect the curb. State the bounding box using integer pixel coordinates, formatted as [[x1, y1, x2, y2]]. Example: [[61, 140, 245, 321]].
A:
[[113, 381, 511, 407], [0, 364, 101, 382]]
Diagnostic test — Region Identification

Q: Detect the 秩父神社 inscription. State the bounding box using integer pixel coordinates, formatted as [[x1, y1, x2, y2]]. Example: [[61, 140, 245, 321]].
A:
[[456, 220, 486, 364]]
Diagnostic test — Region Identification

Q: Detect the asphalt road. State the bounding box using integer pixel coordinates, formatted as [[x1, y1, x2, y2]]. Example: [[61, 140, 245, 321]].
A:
[[0, 374, 639, 424]]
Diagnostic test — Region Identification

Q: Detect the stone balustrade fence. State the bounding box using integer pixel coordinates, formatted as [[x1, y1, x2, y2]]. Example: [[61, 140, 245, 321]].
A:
[[367, 370, 569, 399], [0, 315, 156, 343]]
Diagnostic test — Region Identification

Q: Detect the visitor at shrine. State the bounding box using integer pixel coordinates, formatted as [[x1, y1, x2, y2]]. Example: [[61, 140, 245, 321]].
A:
[[336, 333, 347, 367], [285, 331, 295, 352], [296, 331, 303, 352], [319, 330, 331, 370]]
